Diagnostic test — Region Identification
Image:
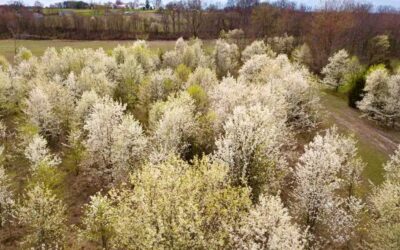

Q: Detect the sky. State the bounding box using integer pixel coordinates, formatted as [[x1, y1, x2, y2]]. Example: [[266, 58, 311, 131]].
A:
[[1, 0, 399, 8]]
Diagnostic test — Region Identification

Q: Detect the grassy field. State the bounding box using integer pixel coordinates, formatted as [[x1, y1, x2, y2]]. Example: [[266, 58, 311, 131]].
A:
[[0, 40, 215, 63], [42, 8, 157, 17]]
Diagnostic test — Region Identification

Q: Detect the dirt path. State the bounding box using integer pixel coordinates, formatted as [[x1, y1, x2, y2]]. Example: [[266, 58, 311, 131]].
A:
[[321, 92, 400, 156]]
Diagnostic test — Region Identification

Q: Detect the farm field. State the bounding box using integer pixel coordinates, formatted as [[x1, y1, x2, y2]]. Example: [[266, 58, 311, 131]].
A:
[[0, 40, 200, 63], [42, 8, 157, 16], [0, 40, 216, 63]]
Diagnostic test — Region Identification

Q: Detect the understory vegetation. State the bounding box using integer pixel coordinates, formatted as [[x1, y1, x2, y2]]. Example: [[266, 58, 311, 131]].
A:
[[0, 34, 399, 249]]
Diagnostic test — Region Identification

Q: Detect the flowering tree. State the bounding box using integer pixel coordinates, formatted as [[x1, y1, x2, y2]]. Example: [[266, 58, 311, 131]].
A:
[[368, 146, 400, 249], [267, 34, 295, 55], [241, 40, 275, 62], [357, 67, 400, 127], [162, 38, 211, 70], [292, 43, 313, 67], [292, 127, 365, 248], [149, 92, 198, 162], [214, 39, 239, 78], [214, 104, 291, 198], [115, 55, 144, 109], [80, 193, 116, 250], [209, 76, 249, 130], [231, 195, 306, 249], [0, 145, 14, 228], [83, 97, 147, 184], [24, 134, 61, 171], [146, 68, 179, 102], [186, 67, 218, 91], [15, 47, 33, 65], [24, 86, 60, 136], [80, 156, 251, 249], [16, 184, 68, 249], [113, 41, 159, 73], [238, 54, 320, 130], [321, 49, 353, 91], [74, 90, 100, 125]]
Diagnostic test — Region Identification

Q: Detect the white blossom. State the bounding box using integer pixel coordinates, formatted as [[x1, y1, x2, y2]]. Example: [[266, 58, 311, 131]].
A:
[[292, 127, 364, 248], [358, 67, 400, 127], [16, 184, 68, 249], [149, 92, 198, 161], [321, 49, 352, 90], [24, 134, 61, 171], [83, 97, 147, 184], [0, 148, 14, 227], [24, 86, 60, 136], [292, 43, 313, 67], [214, 39, 239, 78], [242, 40, 275, 62], [186, 67, 218, 91], [232, 195, 306, 250], [214, 104, 291, 194]]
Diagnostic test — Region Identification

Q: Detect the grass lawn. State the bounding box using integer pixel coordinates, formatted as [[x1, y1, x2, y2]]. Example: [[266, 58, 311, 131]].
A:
[[0, 39, 215, 63]]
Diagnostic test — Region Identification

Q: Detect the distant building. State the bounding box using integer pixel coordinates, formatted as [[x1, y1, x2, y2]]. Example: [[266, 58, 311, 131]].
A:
[[114, 4, 127, 9]]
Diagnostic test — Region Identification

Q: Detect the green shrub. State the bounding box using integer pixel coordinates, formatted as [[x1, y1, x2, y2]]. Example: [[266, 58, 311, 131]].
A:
[[0, 55, 9, 70], [175, 64, 191, 83]]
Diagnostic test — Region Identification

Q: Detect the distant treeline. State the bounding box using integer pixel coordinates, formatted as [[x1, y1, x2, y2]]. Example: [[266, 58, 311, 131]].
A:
[[1, 0, 400, 69]]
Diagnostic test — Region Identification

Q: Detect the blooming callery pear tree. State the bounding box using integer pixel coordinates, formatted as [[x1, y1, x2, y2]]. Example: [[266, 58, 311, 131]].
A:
[[321, 49, 353, 91], [209, 76, 250, 131], [231, 194, 307, 250], [292, 43, 313, 67], [146, 68, 179, 102], [214, 39, 240, 78], [368, 146, 400, 249], [214, 104, 292, 198], [74, 90, 101, 125], [80, 192, 116, 250], [0, 146, 14, 228], [24, 86, 60, 136], [149, 92, 198, 162], [15, 47, 33, 65], [241, 40, 276, 63], [186, 66, 218, 91], [162, 38, 211, 70], [24, 134, 61, 171], [238, 54, 320, 130], [292, 127, 365, 248], [83, 97, 147, 184], [80, 156, 251, 249], [357, 67, 400, 127], [16, 184, 68, 249]]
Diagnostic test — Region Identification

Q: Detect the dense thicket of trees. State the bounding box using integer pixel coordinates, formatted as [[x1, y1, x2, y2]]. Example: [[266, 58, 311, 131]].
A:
[[1, 0, 400, 69], [0, 35, 398, 249]]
